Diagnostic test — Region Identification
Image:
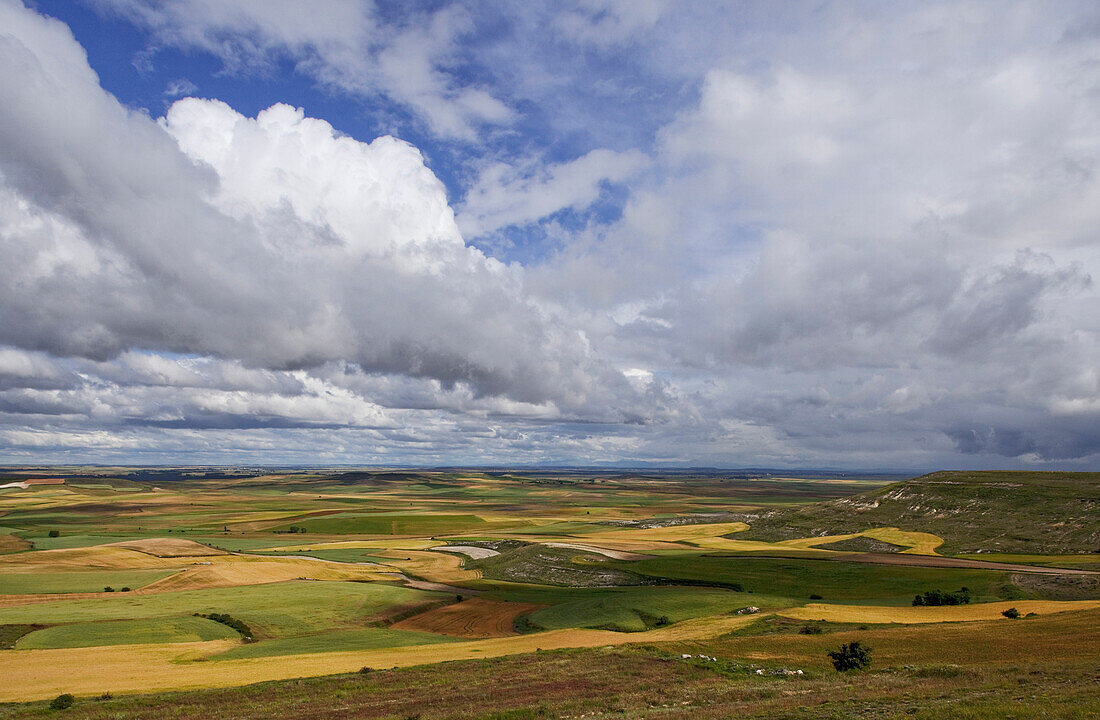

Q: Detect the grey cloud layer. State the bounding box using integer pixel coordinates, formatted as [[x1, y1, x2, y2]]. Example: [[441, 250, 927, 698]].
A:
[[2, 0, 1100, 468]]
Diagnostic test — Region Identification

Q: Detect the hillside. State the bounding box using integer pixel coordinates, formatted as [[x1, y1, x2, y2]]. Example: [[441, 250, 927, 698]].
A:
[[741, 471, 1100, 555]]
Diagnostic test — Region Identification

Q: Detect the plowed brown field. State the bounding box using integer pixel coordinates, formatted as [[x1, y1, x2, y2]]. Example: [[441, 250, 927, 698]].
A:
[[391, 598, 543, 638]]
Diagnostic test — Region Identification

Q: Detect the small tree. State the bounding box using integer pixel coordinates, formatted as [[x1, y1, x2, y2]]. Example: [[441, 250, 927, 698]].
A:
[[48, 530, 60, 538], [827, 641, 872, 671], [1002, 607, 1020, 619], [103, 586, 114, 593]]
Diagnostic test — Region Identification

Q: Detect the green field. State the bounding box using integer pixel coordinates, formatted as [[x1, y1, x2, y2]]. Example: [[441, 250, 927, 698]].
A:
[[621, 554, 1020, 604], [528, 586, 779, 632], [209, 627, 459, 660], [0, 581, 445, 639], [0, 570, 176, 595], [15, 616, 239, 649]]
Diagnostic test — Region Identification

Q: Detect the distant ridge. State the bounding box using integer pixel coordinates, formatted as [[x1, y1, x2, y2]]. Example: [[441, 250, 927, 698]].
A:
[[741, 471, 1100, 555]]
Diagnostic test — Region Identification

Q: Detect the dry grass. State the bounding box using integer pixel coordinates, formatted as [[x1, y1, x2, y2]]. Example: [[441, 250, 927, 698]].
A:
[[391, 598, 542, 638], [777, 598, 1100, 624]]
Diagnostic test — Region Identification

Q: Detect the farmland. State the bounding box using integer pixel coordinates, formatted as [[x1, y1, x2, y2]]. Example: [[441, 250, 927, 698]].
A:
[[0, 467, 1097, 717]]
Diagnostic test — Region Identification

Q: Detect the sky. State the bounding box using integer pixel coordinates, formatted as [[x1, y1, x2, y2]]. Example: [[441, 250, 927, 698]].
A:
[[1, 0, 1099, 470]]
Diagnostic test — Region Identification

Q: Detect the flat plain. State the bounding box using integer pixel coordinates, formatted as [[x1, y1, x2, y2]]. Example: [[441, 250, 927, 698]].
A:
[[0, 467, 1096, 718]]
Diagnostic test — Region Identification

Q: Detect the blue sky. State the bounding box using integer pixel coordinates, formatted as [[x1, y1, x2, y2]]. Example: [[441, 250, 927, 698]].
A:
[[2, 0, 1100, 469]]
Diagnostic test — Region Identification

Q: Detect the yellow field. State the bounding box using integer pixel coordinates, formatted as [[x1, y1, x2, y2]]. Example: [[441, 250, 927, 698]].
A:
[[778, 599, 1100, 624], [370, 549, 482, 583], [0, 613, 762, 702]]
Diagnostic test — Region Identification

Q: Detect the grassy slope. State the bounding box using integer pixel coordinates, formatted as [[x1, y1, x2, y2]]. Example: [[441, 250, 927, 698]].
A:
[[528, 586, 771, 632], [742, 471, 1100, 554]]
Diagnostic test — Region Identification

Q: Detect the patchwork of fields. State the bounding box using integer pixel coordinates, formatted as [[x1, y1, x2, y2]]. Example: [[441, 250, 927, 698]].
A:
[[0, 468, 1097, 713]]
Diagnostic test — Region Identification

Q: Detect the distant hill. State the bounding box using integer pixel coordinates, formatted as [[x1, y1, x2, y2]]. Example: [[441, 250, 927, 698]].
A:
[[741, 471, 1100, 555]]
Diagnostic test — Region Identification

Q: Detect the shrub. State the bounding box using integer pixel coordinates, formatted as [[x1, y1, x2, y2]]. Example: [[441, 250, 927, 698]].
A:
[[120, 587, 131, 592], [1002, 607, 1021, 619], [809, 593, 823, 600], [49, 694, 74, 711], [48, 530, 60, 538], [827, 641, 872, 671], [103, 586, 114, 593], [798, 624, 823, 635], [195, 612, 253, 639]]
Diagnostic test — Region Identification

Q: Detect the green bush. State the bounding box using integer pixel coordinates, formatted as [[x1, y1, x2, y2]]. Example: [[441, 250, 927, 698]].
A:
[[798, 624, 823, 635], [103, 586, 114, 593], [1002, 607, 1021, 619], [48, 530, 60, 538], [49, 694, 74, 711], [827, 641, 872, 671]]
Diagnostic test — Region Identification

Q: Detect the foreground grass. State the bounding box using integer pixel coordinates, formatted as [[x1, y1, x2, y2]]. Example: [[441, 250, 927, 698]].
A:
[[0, 645, 1094, 720]]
